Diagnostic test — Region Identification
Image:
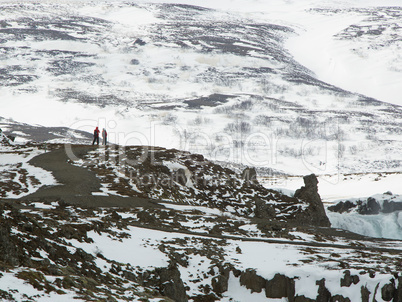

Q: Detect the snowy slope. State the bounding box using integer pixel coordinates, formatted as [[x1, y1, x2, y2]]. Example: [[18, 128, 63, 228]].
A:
[[0, 143, 57, 198], [1, 0, 402, 178], [1, 196, 402, 302]]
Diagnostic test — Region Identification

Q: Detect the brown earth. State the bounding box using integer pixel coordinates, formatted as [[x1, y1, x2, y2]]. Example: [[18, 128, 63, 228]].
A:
[[10, 144, 402, 252], [18, 144, 163, 209]]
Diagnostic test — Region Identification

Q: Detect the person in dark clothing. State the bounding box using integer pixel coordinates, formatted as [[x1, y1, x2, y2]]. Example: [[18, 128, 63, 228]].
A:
[[92, 127, 100, 145], [102, 128, 107, 145]]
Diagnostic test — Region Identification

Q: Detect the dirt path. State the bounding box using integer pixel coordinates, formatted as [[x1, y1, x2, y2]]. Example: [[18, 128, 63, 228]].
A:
[[19, 145, 163, 208], [12, 145, 402, 256]]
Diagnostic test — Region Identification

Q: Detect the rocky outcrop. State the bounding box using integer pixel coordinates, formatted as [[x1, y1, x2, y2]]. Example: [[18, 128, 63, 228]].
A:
[[78, 145, 333, 228], [211, 274, 229, 295], [0, 223, 19, 266], [358, 197, 381, 215], [327, 200, 356, 214], [294, 174, 331, 227], [361, 286, 371, 302], [265, 273, 295, 301], [157, 264, 188, 302], [341, 270, 360, 287], [241, 167, 258, 185], [0, 128, 13, 146], [381, 280, 396, 301], [382, 199, 402, 213], [239, 269, 266, 293], [328, 193, 402, 215], [316, 279, 331, 301]]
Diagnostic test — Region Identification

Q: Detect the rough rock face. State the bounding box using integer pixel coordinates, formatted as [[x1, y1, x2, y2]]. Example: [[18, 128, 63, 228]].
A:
[[265, 274, 295, 300], [239, 269, 266, 293], [327, 200, 357, 214], [0, 223, 19, 266], [294, 174, 331, 227], [0, 128, 13, 146], [358, 197, 381, 215], [157, 264, 188, 302], [341, 270, 360, 287], [77, 146, 330, 228], [241, 167, 258, 185], [328, 192, 402, 215]]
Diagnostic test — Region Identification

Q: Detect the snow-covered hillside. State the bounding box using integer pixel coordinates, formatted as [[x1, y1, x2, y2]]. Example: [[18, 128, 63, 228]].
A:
[[1, 142, 402, 302], [3, 1, 402, 300], [1, 0, 402, 177]]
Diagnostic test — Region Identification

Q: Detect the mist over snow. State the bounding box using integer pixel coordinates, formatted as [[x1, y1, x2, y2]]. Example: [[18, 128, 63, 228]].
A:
[[1, 0, 402, 180]]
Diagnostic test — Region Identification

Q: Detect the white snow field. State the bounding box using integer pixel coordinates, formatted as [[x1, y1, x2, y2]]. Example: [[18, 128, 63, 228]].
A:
[[1, 1, 402, 299], [0, 144, 57, 198], [1, 0, 402, 178]]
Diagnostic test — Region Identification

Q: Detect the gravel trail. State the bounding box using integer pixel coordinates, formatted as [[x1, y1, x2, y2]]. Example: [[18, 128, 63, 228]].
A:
[[19, 145, 163, 208]]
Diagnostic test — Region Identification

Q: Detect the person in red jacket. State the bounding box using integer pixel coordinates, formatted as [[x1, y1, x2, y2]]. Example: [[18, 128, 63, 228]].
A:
[[92, 127, 100, 145]]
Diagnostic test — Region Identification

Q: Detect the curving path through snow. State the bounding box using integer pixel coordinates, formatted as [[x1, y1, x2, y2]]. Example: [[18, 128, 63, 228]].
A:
[[19, 145, 163, 208]]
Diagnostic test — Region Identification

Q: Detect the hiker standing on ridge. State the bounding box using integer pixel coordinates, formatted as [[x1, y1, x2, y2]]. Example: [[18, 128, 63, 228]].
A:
[[102, 128, 107, 145], [92, 127, 100, 145]]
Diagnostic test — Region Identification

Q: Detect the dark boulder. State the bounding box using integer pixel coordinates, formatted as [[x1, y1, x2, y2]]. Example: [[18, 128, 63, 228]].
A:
[[331, 295, 350, 302], [381, 280, 396, 301], [340, 270, 359, 287], [361, 286, 371, 302], [265, 273, 295, 301], [239, 269, 266, 293], [0, 222, 19, 266], [211, 265, 230, 295], [134, 38, 146, 46], [241, 167, 258, 185], [327, 200, 356, 213], [294, 174, 331, 227], [211, 275, 228, 295], [316, 278, 331, 301], [155, 264, 188, 302], [175, 168, 187, 186], [130, 59, 140, 65], [358, 197, 381, 215], [382, 200, 402, 213], [254, 198, 276, 219]]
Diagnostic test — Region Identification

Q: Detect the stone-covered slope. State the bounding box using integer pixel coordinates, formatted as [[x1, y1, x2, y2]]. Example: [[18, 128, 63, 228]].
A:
[[2, 143, 402, 301], [72, 145, 330, 227]]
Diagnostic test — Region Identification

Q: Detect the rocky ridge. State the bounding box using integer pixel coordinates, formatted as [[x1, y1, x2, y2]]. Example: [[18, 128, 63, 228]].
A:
[[1, 142, 402, 301], [71, 145, 330, 228], [328, 191, 402, 215]]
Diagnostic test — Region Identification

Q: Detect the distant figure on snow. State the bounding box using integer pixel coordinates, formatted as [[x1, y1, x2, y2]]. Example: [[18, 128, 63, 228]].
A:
[[92, 127, 100, 145], [102, 128, 107, 145]]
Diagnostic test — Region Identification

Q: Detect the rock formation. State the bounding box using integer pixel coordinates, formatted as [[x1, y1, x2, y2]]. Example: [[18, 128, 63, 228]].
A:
[[328, 192, 402, 215], [294, 174, 331, 227]]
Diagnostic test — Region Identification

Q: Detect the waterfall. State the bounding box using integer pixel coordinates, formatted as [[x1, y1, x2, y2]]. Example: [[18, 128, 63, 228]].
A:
[[326, 210, 402, 240]]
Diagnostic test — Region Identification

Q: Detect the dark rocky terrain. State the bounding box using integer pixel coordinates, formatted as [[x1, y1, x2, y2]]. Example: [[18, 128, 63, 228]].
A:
[[1, 141, 402, 301]]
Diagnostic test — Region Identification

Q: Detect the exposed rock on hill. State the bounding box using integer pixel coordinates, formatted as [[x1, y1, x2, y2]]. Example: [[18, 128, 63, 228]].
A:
[[294, 174, 331, 227], [0, 117, 92, 144], [1, 143, 402, 301], [328, 191, 402, 215], [0, 128, 13, 146], [73, 145, 330, 228]]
